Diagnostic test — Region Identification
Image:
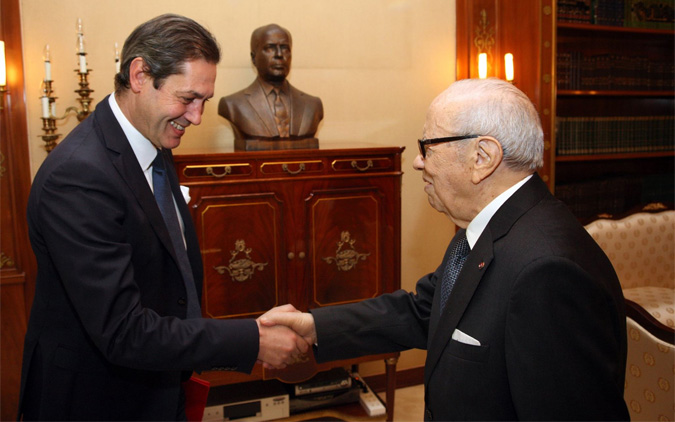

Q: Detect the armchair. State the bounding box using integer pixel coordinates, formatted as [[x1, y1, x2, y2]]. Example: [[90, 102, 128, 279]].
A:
[[584, 203, 674, 421]]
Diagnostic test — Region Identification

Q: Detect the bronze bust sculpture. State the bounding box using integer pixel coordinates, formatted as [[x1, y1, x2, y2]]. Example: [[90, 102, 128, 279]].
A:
[[218, 24, 324, 151]]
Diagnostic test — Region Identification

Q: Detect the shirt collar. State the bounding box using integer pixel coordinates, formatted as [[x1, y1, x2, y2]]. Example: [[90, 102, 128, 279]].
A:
[[258, 77, 289, 97], [108, 93, 158, 170], [465, 174, 533, 248]]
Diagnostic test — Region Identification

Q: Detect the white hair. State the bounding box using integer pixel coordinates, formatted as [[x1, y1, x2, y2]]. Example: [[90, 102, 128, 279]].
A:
[[427, 78, 544, 171]]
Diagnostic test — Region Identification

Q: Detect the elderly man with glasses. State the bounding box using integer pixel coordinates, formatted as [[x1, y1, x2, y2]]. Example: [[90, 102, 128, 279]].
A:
[[262, 78, 629, 421]]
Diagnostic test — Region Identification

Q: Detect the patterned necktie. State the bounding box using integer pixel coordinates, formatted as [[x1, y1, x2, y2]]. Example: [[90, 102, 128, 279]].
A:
[[440, 231, 470, 313], [152, 151, 201, 319], [273, 88, 290, 137]]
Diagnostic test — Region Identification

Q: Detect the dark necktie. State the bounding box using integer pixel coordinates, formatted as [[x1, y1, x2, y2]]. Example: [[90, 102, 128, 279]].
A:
[[152, 151, 201, 319], [440, 231, 470, 313], [273, 88, 290, 137]]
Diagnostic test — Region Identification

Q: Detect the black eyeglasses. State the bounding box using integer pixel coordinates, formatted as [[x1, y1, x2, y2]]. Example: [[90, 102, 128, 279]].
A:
[[417, 135, 481, 159]]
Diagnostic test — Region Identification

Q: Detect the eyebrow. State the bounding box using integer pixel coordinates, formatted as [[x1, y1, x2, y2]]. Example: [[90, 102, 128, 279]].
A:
[[178, 90, 213, 100]]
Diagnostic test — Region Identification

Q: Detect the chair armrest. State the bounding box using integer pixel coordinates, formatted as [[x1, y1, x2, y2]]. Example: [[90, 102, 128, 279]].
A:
[[625, 299, 675, 345]]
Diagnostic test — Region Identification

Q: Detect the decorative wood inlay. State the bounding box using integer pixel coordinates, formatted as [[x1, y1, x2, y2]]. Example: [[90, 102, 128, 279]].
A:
[[214, 239, 268, 282], [322, 231, 371, 271]]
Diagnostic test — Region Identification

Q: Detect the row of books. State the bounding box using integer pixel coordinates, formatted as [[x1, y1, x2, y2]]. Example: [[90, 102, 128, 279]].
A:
[[556, 116, 674, 155], [555, 173, 673, 219], [557, 0, 674, 29], [557, 52, 674, 91]]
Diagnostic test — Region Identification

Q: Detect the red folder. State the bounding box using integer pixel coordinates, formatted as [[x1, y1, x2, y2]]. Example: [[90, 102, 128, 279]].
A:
[[182, 376, 211, 421]]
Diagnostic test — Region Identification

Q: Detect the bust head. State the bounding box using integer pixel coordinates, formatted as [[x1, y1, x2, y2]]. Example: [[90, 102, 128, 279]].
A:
[[250, 24, 292, 85]]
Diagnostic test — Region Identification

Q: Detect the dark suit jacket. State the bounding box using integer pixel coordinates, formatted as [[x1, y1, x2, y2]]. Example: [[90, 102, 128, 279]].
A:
[[19, 96, 259, 421], [218, 78, 323, 140], [311, 174, 629, 421]]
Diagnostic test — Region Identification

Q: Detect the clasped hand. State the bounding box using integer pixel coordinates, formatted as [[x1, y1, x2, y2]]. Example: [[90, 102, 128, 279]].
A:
[[255, 304, 317, 369]]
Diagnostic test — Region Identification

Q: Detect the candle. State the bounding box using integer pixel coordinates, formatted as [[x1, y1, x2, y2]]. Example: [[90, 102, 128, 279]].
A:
[[114, 42, 120, 74], [41, 96, 50, 118], [79, 54, 88, 74], [51, 101, 57, 117], [76, 18, 88, 73], [43, 44, 52, 81], [478, 53, 487, 79], [504, 53, 514, 82]]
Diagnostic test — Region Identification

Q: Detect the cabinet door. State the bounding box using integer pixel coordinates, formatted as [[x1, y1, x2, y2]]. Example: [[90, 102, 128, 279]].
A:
[[193, 192, 286, 319], [307, 186, 385, 307]]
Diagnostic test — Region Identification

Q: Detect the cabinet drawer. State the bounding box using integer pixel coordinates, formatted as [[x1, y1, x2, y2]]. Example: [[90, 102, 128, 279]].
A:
[[330, 157, 393, 173], [259, 160, 324, 176], [181, 163, 253, 180]]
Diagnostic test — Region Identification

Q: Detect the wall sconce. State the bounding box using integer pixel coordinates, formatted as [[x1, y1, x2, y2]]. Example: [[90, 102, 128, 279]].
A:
[[0, 40, 7, 111]]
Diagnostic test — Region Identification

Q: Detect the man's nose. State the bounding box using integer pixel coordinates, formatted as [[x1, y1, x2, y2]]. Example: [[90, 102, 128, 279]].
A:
[[413, 153, 425, 170], [185, 102, 204, 126]]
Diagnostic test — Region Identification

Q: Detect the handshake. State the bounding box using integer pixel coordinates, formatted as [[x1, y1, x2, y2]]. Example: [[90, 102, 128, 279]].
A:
[[255, 304, 317, 369]]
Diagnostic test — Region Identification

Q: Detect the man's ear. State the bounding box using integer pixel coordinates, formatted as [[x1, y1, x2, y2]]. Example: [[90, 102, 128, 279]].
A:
[[471, 137, 503, 184], [128, 57, 149, 93]]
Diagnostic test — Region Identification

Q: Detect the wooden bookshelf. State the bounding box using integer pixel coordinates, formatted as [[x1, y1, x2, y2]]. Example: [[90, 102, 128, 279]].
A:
[[555, 15, 674, 219], [456, 0, 674, 220]]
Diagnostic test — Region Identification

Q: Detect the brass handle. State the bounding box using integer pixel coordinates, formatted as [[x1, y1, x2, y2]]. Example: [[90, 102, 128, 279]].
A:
[[206, 165, 232, 178], [351, 160, 373, 172], [298, 252, 306, 259], [282, 163, 305, 175], [287, 252, 295, 260]]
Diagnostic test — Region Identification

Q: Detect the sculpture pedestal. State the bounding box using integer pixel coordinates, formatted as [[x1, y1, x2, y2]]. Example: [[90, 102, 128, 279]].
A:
[[235, 137, 319, 151]]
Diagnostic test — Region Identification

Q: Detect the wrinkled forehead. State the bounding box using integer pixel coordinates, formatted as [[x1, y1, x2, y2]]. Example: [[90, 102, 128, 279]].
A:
[[423, 95, 458, 138]]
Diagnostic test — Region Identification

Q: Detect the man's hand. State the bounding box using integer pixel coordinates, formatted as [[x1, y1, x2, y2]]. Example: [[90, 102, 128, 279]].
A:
[[259, 304, 317, 346], [256, 305, 311, 369]]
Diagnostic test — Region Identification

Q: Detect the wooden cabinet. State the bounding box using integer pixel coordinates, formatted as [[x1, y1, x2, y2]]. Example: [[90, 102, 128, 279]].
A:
[[174, 145, 404, 420]]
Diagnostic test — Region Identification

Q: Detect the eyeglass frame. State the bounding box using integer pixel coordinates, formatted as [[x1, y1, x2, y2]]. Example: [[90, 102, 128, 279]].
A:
[[417, 135, 481, 159]]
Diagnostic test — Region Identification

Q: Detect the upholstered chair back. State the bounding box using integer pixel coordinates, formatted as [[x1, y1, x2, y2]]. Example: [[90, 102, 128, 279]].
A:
[[585, 210, 675, 290]]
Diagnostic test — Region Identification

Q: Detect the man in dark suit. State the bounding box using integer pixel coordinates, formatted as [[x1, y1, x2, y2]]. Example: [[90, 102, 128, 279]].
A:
[[19, 14, 308, 421], [262, 78, 629, 420], [218, 23, 323, 149]]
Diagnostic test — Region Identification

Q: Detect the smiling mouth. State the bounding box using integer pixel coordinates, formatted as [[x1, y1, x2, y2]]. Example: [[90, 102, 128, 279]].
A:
[[170, 121, 185, 131]]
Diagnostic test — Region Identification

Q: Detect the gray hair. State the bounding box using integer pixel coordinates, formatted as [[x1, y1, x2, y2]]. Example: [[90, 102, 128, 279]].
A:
[[115, 14, 220, 93], [428, 78, 544, 171]]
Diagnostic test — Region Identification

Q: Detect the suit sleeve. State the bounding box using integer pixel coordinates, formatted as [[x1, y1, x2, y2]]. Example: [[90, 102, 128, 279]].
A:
[[31, 155, 259, 373], [505, 256, 628, 420], [310, 267, 439, 362]]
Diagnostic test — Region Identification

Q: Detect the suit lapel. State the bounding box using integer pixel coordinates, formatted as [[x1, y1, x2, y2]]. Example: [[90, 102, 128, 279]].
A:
[[288, 85, 303, 135], [425, 232, 494, 384], [245, 82, 278, 136], [165, 149, 204, 295], [92, 97, 176, 264]]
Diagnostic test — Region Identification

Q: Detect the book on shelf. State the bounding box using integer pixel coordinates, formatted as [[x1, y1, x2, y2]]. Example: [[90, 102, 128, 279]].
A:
[[557, 0, 593, 23], [556, 52, 674, 91], [555, 173, 674, 220], [557, 0, 674, 29], [555, 176, 642, 219], [556, 115, 675, 156], [625, 0, 675, 30]]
